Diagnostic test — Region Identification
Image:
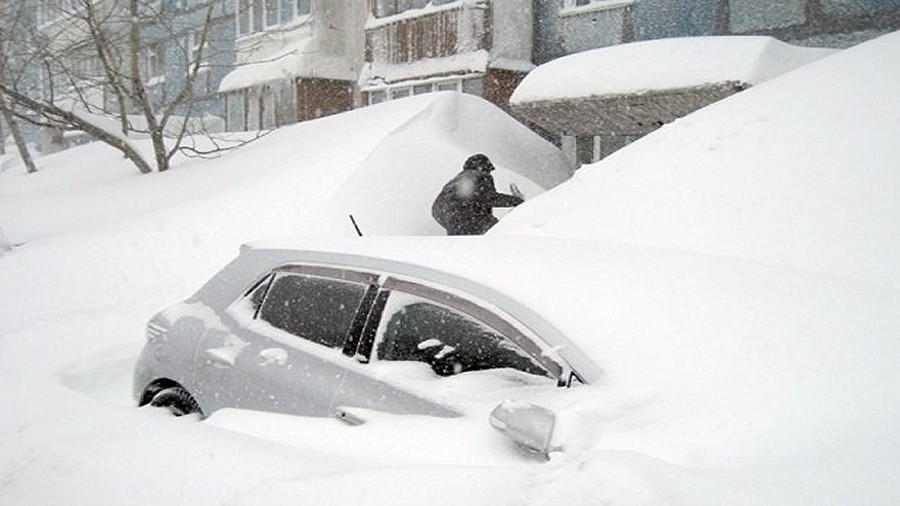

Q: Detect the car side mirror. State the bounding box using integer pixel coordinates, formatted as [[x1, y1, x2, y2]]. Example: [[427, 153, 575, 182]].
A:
[[489, 400, 558, 459]]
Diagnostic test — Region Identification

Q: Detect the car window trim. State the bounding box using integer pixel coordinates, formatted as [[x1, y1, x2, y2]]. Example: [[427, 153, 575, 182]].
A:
[[342, 284, 380, 359], [242, 272, 275, 320], [274, 264, 380, 286], [355, 289, 390, 363]]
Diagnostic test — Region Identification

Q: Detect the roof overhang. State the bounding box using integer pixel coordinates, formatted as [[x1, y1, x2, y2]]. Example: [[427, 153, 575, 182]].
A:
[[511, 81, 748, 136]]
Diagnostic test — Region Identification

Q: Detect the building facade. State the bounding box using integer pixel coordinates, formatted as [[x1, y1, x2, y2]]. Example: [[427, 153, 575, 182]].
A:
[[359, 0, 534, 114], [528, 0, 900, 166], [219, 0, 368, 131], [23, 0, 236, 151], [11, 1, 899, 156]]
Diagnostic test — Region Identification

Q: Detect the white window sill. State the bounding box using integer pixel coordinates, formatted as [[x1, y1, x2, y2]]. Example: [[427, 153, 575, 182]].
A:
[[560, 0, 636, 18]]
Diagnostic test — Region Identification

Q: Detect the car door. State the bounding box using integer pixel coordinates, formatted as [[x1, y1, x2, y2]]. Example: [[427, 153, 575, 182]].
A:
[[195, 266, 377, 416], [330, 276, 564, 418]]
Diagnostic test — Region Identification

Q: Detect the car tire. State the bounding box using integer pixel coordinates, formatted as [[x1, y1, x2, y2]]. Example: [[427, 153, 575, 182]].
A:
[[149, 386, 202, 417]]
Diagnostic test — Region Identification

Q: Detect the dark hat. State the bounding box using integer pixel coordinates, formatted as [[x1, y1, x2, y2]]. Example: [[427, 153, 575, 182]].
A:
[[463, 153, 493, 172]]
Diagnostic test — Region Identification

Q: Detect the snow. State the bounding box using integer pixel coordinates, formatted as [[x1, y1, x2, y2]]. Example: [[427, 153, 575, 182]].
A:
[[2, 31, 899, 506], [0, 91, 567, 505], [499, 30, 900, 293], [511, 35, 836, 103]]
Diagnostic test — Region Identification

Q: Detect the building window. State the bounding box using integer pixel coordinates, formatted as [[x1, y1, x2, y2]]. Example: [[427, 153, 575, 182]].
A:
[[225, 91, 246, 131], [372, 0, 436, 18], [146, 43, 163, 79], [237, 0, 252, 35], [37, 0, 80, 25], [461, 77, 483, 96], [186, 31, 210, 70], [264, 0, 279, 27], [562, 0, 635, 10], [237, 0, 310, 36], [436, 81, 459, 92], [251, 0, 264, 31], [366, 78, 471, 105]]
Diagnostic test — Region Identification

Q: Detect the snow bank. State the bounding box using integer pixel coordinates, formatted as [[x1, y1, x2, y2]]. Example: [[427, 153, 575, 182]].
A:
[[498, 31, 900, 292], [0, 91, 569, 505], [511, 36, 835, 103], [299, 92, 572, 236]]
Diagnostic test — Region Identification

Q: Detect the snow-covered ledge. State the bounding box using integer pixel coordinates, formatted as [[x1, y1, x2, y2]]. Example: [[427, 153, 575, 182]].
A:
[[559, 0, 636, 17]]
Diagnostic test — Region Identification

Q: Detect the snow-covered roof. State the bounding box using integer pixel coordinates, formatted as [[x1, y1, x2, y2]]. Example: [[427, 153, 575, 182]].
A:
[[511, 36, 835, 104], [510, 36, 835, 135], [219, 38, 360, 92]]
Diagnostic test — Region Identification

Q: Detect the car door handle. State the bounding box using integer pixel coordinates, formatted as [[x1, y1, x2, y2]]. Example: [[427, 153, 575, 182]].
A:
[[204, 335, 249, 368], [205, 347, 239, 368]]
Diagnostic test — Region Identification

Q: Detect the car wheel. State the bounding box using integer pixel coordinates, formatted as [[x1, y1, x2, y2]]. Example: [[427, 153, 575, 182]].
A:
[[149, 386, 202, 417]]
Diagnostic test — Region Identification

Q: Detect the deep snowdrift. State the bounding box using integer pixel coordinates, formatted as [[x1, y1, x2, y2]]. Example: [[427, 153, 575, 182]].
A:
[[1, 32, 898, 506], [0, 92, 569, 505], [498, 31, 900, 292]]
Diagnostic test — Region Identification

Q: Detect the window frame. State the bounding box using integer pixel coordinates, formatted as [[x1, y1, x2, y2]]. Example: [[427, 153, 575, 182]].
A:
[[236, 0, 311, 37], [561, 0, 636, 15]]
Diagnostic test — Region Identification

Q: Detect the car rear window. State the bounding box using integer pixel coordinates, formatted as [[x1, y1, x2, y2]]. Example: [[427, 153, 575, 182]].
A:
[[258, 273, 368, 349]]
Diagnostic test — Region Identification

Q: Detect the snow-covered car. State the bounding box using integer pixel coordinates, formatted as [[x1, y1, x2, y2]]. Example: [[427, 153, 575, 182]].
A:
[[134, 236, 604, 455], [134, 232, 900, 461]]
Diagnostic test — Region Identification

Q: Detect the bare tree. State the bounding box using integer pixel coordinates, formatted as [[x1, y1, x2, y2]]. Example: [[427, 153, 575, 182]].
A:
[[0, 0, 38, 173], [0, 0, 252, 175]]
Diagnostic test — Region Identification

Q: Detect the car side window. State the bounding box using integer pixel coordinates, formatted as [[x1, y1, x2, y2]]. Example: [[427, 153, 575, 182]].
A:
[[374, 291, 550, 378], [257, 272, 369, 349]]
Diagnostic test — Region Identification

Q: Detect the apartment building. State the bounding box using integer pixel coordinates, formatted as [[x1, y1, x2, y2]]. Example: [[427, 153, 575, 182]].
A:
[[218, 0, 368, 131], [359, 0, 534, 113], [14, 1, 899, 157], [524, 0, 900, 165]]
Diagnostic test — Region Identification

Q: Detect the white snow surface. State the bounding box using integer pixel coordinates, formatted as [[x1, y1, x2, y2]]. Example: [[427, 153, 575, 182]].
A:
[[499, 31, 900, 293], [511, 35, 835, 103], [1, 32, 899, 506]]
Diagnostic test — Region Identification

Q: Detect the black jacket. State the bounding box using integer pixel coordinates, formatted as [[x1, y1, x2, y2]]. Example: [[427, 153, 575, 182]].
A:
[[432, 168, 523, 235]]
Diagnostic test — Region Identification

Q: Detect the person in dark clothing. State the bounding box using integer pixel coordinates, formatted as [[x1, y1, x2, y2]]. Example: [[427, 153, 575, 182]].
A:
[[432, 154, 525, 235]]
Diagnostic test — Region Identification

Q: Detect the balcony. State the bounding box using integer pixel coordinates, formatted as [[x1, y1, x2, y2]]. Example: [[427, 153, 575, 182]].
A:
[[365, 2, 491, 65]]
